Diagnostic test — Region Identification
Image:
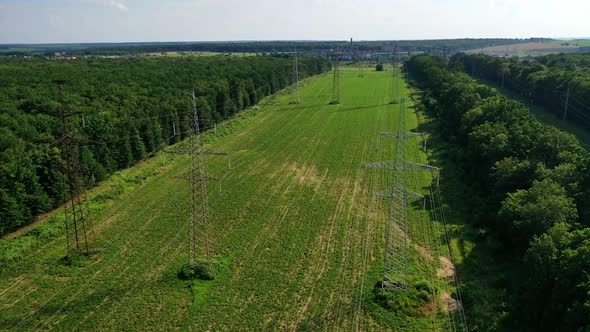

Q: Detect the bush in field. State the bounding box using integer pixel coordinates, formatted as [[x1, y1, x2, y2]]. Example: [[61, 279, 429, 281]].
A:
[[178, 259, 221, 280], [373, 279, 435, 316], [376, 63, 384, 71]]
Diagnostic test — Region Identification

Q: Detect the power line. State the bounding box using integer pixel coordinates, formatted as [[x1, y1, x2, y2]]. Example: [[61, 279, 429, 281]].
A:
[[569, 94, 590, 112], [391, 46, 401, 104], [362, 99, 437, 291], [404, 126, 442, 330], [480, 68, 590, 128], [18, 182, 171, 328], [191, 89, 212, 263], [427, 182, 457, 332], [293, 48, 301, 104], [330, 51, 341, 104], [563, 85, 570, 120], [434, 183, 468, 330], [13, 81, 327, 328], [93, 227, 186, 330], [357, 44, 364, 78]]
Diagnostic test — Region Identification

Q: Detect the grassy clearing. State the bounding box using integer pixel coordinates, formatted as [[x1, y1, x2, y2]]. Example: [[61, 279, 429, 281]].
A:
[[0, 66, 458, 330]]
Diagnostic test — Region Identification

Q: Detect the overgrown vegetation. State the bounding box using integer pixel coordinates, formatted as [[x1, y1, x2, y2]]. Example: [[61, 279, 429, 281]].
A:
[[407, 54, 590, 331], [373, 280, 434, 315]]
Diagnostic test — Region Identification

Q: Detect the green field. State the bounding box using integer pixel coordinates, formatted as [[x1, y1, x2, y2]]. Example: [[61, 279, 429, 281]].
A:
[[0, 68, 459, 330]]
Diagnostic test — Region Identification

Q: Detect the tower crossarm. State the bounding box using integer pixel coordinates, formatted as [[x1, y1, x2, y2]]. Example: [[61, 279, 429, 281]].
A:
[[362, 160, 438, 172]]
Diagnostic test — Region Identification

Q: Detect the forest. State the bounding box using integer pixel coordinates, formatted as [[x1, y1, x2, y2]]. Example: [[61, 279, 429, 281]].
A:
[[0, 55, 330, 236], [452, 52, 590, 128], [407, 54, 590, 331]]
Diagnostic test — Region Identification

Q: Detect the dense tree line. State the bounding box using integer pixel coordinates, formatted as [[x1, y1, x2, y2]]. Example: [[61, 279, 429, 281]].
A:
[[0, 55, 330, 236], [452, 52, 590, 128], [76, 39, 548, 56], [537, 52, 590, 70], [1, 39, 549, 57], [407, 54, 590, 331]]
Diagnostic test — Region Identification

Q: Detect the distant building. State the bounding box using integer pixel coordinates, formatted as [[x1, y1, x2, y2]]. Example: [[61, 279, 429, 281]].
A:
[[56, 55, 77, 60]]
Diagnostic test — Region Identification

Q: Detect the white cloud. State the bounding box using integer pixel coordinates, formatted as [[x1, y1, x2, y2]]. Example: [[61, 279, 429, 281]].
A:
[[82, 0, 128, 12]]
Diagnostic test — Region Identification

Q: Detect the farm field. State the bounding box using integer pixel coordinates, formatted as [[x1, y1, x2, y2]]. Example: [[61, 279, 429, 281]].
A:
[[467, 41, 580, 57], [0, 67, 456, 330], [548, 39, 590, 47]]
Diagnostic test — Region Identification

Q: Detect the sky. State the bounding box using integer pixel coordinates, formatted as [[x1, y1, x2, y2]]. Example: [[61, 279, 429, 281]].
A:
[[0, 0, 589, 44]]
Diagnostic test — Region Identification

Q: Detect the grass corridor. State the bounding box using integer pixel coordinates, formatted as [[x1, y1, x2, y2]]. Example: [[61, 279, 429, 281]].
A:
[[0, 67, 455, 330]]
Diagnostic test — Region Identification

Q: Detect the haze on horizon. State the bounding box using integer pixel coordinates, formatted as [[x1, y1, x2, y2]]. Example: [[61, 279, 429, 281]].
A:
[[0, 0, 588, 44]]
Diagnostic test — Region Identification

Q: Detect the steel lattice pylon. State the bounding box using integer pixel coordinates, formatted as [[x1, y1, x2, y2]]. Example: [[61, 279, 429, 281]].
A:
[[363, 98, 436, 291], [189, 90, 213, 264], [384, 98, 409, 290], [292, 48, 301, 104], [52, 81, 96, 257], [331, 59, 340, 104]]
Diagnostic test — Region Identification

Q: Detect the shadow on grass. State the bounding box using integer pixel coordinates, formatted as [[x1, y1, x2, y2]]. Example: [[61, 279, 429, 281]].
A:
[[273, 102, 393, 113], [0, 266, 190, 330], [273, 102, 333, 112], [334, 103, 394, 113]]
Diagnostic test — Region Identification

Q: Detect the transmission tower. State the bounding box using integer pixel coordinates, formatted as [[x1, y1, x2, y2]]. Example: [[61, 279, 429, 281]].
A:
[[167, 91, 227, 264], [391, 53, 397, 102], [357, 47, 364, 78], [391, 44, 400, 104], [331, 55, 341, 104], [363, 99, 435, 290], [292, 48, 301, 104], [188, 90, 214, 264], [53, 80, 96, 257]]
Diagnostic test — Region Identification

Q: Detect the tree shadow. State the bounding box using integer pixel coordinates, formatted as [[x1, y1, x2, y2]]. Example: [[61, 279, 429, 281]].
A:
[[417, 105, 517, 331], [411, 100, 516, 330], [334, 103, 394, 113], [273, 103, 329, 112], [0, 264, 189, 330]]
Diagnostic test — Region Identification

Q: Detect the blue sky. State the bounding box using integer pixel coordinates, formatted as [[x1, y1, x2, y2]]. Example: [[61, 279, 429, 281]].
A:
[[0, 0, 588, 43]]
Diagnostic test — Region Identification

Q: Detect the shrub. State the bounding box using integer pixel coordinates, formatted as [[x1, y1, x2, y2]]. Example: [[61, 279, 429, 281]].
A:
[[373, 279, 435, 315], [178, 259, 220, 280]]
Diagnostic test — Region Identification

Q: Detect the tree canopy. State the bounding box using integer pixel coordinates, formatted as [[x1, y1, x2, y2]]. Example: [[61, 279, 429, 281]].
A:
[[0, 55, 330, 235], [407, 54, 590, 330]]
